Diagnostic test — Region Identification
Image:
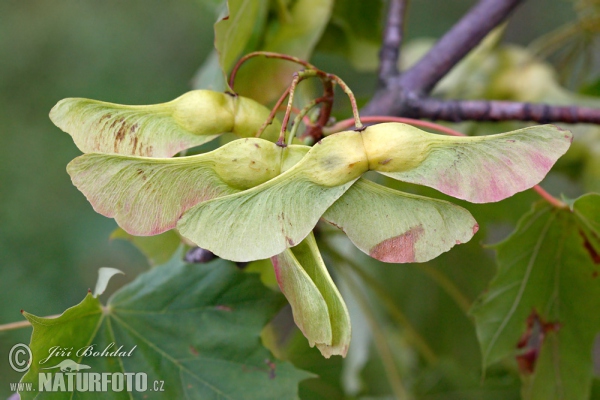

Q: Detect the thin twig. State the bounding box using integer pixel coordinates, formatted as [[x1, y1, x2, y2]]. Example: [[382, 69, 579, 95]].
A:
[[255, 86, 291, 138], [229, 51, 316, 91], [378, 0, 408, 84], [326, 73, 363, 128], [323, 115, 464, 137], [362, 0, 524, 117], [287, 96, 328, 144], [302, 78, 334, 143], [408, 97, 600, 124], [278, 70, 319, 146], [533, 185, 568, 208]]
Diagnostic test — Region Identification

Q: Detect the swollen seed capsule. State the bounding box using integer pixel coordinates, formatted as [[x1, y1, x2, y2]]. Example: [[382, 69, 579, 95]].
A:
[[173, 91, 280, 142], [361, 123, 433, 173], [213, 138, 282, 190], [231, 95, 280, 142], [281, 145, 310, 173], [50, 90, 282, 158], [171, 90, 235, 136], [303, 131, 369, 187]]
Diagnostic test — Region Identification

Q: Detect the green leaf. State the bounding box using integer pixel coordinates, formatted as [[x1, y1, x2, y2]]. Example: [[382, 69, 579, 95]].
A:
[[214, 0, 268, 90], [316, 0, 384, 71], [366, 123, 573, 203], [471, 194, 600, 400], [67, 138, 282, 235], [20, 258, 311, 399], [177, 131, 368, 261], [192, 49, 228, 92], [234, 0, 334, 103], [323, 178, 479, 263], [272, 233, 351, 358], [50, 90, 280, 157], [111, 228, 182, 266]]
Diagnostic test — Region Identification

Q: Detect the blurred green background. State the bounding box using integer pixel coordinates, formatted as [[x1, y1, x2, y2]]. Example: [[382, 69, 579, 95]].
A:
[[0, 0, 579, 396]]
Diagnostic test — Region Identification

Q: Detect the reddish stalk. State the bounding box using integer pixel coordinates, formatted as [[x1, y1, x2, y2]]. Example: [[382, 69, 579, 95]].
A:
[[277, 70, 320, 146], [532, 185, 568, 208], [302, 78, 334, 143], [287, 96, 329, 144], [326, 73, 363, 129], [325, 116, 465, 137], [229, 51, 316, 90], [326, 115, 566, 207], [255, 86, 291, 138]]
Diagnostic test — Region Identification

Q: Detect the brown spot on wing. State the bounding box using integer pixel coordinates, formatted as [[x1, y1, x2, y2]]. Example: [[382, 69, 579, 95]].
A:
[[379, 158, 392, 165], [114, 119, 128, 152], [132, 136, 139, 154], [98, 113, 112, 124], [370, 225, 425, 263]]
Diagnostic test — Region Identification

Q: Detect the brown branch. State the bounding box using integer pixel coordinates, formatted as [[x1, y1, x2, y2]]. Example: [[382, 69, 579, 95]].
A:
[[405, 98, 600, 124], [378, 0, 408, 85], [362, 0, 524, 117], [399, 0, 524, 94], [362, 0, 600, 125]]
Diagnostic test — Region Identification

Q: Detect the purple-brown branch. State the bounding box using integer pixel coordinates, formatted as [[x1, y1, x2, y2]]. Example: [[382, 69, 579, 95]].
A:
[[407, 98, 600, 124], [378, 0, 407, 85], [399, 0, 524, 94], [362, 0, 600, 124]]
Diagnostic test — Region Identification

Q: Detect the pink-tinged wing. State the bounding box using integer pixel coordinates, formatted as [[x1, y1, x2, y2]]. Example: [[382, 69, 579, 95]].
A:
[[68, 139, 281, 236], [376, 124, 572, 203], [323, 179, 478, 263]]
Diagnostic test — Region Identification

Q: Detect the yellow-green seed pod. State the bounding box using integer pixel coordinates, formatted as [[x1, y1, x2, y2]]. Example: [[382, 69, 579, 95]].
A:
[[171, 90, 235, 135], [361, 123, 432, 173], [281, 145, 310, 173], [232, 95, 280, 142], [303, 131, 369, 187], [50, 90, 282, 157], [363, 122, 573, 204], [213, 138, 282, 190]]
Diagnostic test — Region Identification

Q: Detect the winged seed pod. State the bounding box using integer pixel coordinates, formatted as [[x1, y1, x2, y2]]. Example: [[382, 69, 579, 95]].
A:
[[272, 233, 351, 358], [178, 123, 572, 261], [50, 90, 281, 158], [67, 138, 282, 235], [64, 121, 571, 360]]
